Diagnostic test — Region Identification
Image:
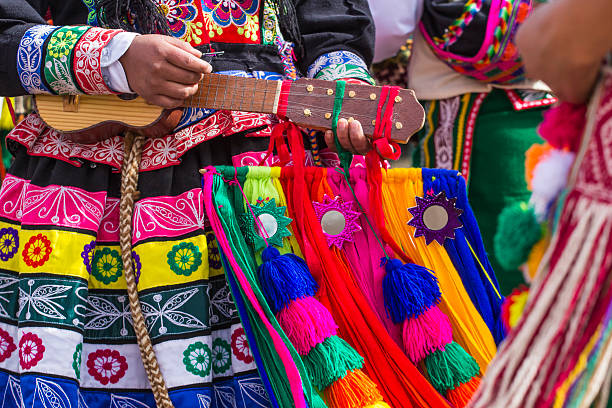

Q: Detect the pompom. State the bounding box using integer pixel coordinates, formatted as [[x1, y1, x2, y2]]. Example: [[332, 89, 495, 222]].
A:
[[538, 102, 587, 152], [501, 285, 530, 332], [402, 305, 453, 363], [257, 246, 318, 313], [382, 258, 441, 324], [525, 233, 549, 281], [276, 297, 338, 355], [302, 336, 364, 390], [446, 376, 481, 408], [323, 369, 383, 408], [530, 149, 576, 216], [494, 202, 542, 271], [525, 143, 553, 190], [424, 341, 480, 394]]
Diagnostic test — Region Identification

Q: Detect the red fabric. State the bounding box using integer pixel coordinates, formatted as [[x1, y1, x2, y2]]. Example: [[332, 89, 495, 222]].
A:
[[372, 86, 402, 161], [73, 27, 122, 94], [276, 80, 292, 119], [278, 124, 449, 408]]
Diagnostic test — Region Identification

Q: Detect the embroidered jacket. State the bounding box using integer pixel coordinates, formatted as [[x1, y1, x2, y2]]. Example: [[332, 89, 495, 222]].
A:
[[0, 0, 375, 170]]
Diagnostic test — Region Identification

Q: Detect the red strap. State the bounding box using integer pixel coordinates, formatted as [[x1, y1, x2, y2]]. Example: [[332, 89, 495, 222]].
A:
[[276, 80, 292, 119], [372, 86, 402, 162], [258, 122, 292, 166]]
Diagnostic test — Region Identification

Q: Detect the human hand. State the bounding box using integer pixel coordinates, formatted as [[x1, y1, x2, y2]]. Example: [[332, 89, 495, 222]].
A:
[[324, 118, 371, 155], [120, 34, 212, 108]]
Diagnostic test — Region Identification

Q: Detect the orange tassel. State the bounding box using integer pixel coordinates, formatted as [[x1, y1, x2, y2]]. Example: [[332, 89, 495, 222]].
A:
[[446, 376, 481, 408], [525, 143, 553, 189], [517, 2, 531, 23], [323, 369, 383, 408]]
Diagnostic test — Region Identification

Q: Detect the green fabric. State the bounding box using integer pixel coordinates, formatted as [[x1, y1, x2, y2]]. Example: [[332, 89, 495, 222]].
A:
[[210, 170, 322, 408], [413, 90, 544, 294], [468, 90, 544, 294]]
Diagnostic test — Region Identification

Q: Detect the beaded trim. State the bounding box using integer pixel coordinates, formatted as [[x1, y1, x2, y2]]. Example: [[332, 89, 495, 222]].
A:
[[17, 25, 58, 94]]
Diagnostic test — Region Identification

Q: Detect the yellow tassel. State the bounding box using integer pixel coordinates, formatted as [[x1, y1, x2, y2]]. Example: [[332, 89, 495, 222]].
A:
[[364, 403, 391, 408], [525, 233, 549, 281], [323, 369, 384, 408]]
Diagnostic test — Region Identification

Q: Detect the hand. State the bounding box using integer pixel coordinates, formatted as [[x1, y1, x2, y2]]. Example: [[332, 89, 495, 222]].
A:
[[324, 118, 371, 155], [120, 34, 212, 108]]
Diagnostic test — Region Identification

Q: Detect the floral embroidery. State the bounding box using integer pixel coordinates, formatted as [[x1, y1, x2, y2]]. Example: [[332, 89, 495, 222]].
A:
[[19, 332, 45, 369], [231, 328, 253, 364], [43, 26, 89, 94], [154, 0, 204, 44], [133, 251, 142, 284], [0, 228, 19, 262], [72, 343, 82, 379], [91, 247, 123, 284], [17, 25, 57, 94], [167, 242, 202, 276], [306, 50, 370, 79], [0, 328, 16, 363], [183, 341, 212, 377], [202, 0, 259, 28], [206, 233, 223, 271], [48, 30, 79, 59], [81, 240, 96, 273], [22, 234, 52, 268], [87, 349, 128, 385], [237, 14, 259, 42], [212, 338, 232, 374]]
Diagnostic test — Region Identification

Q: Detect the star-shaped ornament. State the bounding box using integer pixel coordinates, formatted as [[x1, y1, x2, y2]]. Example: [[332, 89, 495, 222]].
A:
[[312, 195, 362, 248], [241, 198, 292, 250], [407, 191, 463, 245]]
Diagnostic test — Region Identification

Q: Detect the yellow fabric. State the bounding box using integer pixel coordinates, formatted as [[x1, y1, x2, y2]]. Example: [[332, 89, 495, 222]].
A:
[[381, 168, 496, 373], [0, 98, 14, 130]]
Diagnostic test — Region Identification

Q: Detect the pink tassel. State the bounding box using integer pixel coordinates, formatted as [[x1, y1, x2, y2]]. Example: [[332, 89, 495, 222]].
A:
[[402, 305, 453, 363], [277, 297, 338, 355], [538, 102, 587, 152]]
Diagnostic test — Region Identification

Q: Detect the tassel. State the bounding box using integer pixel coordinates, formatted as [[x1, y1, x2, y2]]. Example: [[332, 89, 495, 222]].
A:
[[257, 246, 318, 313], [303, 336, 364, 389], [402, 305, 453, 364], [382, 258, 441, 324], [365, 403, 392, 408], [310, 393, 328, 408], [323, 369, 383, 408], [424, 341, 480, 394], [277, 296, 338, 355], [493, 202, 542, 271], [446, 376, 481, 407]]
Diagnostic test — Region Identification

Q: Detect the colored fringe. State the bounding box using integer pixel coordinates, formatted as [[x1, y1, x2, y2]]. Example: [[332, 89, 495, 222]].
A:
[[402, 305, 453, 364], [276, 297, 338, 355], [303, 336, 364, 390], [257, 246, 318, 313], [493, 202, 542, 271], [382, 258, 441, 323], [446, 376, 481, 407], [424, 341, 480, 394], [323, 369, 384, 408]]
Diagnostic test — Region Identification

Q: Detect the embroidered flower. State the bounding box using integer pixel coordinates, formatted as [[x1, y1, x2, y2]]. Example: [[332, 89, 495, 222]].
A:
[[91, 247, 123, 284], [202, 0, 259, 28], [206, 233, 222, 271], [154, 0, 202, 43], [0, 227, 19, 262], [133, 251, 142, 284], [183, 341, 212, 377], [22, 234, 52, 268], [167, 242, 202, 276], [19, 332, 45, 369], [211, 338, 231, 374], [231, 327, 253, 364], [87, 349, 128, 385], [0, 328, 16, 363], [72, 343, 82, 379], [81, 240, 96, 273], [48, 30, 79, 59]]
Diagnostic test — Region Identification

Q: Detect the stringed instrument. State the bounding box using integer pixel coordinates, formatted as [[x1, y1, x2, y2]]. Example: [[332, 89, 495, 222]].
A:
[[35, 73, 425, 144]]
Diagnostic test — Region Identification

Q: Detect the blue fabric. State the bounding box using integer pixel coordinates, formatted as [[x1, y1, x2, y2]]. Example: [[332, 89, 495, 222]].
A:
[[17, 25, 58, 94], [221, 250, 280, 408], [0, 369, 271, 408], [422, 168, 506, 344]]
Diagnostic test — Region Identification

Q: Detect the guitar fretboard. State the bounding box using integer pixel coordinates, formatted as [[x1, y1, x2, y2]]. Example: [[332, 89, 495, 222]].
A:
[[184, 74, 281, 114]]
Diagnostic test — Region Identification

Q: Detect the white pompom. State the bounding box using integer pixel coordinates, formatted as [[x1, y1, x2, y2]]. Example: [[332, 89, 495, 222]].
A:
[[530, 149, 575, 219]]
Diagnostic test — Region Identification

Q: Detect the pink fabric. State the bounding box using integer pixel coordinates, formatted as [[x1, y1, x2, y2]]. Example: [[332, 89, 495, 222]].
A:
[[325, 169, 403, 346], [0, 175, 28, 222], [276, 297, 338, 355], [202, 169, 307, 408], [403, 305, 453, 364]]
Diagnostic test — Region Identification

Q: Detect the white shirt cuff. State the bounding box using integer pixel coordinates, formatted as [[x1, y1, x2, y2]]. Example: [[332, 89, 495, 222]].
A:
[[101, 32, 139, 93]]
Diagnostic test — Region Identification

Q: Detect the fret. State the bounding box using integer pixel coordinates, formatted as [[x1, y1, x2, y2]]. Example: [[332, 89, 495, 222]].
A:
[[262, 81, 268, 113], [197, 75, 204, 108], [227, 75, 236, 111], [201, 74, 209, 108], [212, 75, 219, 109], [239, 79, 246, 112], [251, 80, 257, 112]]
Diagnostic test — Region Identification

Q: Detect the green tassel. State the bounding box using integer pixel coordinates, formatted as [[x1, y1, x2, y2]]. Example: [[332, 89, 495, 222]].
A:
[[302, 336, 364, 390], [424, 341, 480, 393], [494, 202, 542, 270], [311, 393, 328, 408]]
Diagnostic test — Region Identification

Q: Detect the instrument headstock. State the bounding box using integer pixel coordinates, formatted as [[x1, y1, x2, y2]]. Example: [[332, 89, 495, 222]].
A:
[[284, 78, 425, 143]]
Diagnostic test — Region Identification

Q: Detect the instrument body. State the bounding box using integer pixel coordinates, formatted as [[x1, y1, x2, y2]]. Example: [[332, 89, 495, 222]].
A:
[[35, 74, 425, 145]]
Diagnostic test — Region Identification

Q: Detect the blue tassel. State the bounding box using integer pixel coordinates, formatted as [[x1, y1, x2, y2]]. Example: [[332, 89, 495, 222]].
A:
[[382, 258, 442, 324], [257, 246, 318, 314]]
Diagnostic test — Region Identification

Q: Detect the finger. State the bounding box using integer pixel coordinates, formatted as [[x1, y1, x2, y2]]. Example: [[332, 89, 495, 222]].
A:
[[155, 81, 199, 100], [324, 130, 336, 152], [163, 36, 202, 57], [156, 63, 203, 85], [164, 44, 212, 74], [336, 118, 354, 153], [348, 120, 371, 155], [147, 95, 184, 109]]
